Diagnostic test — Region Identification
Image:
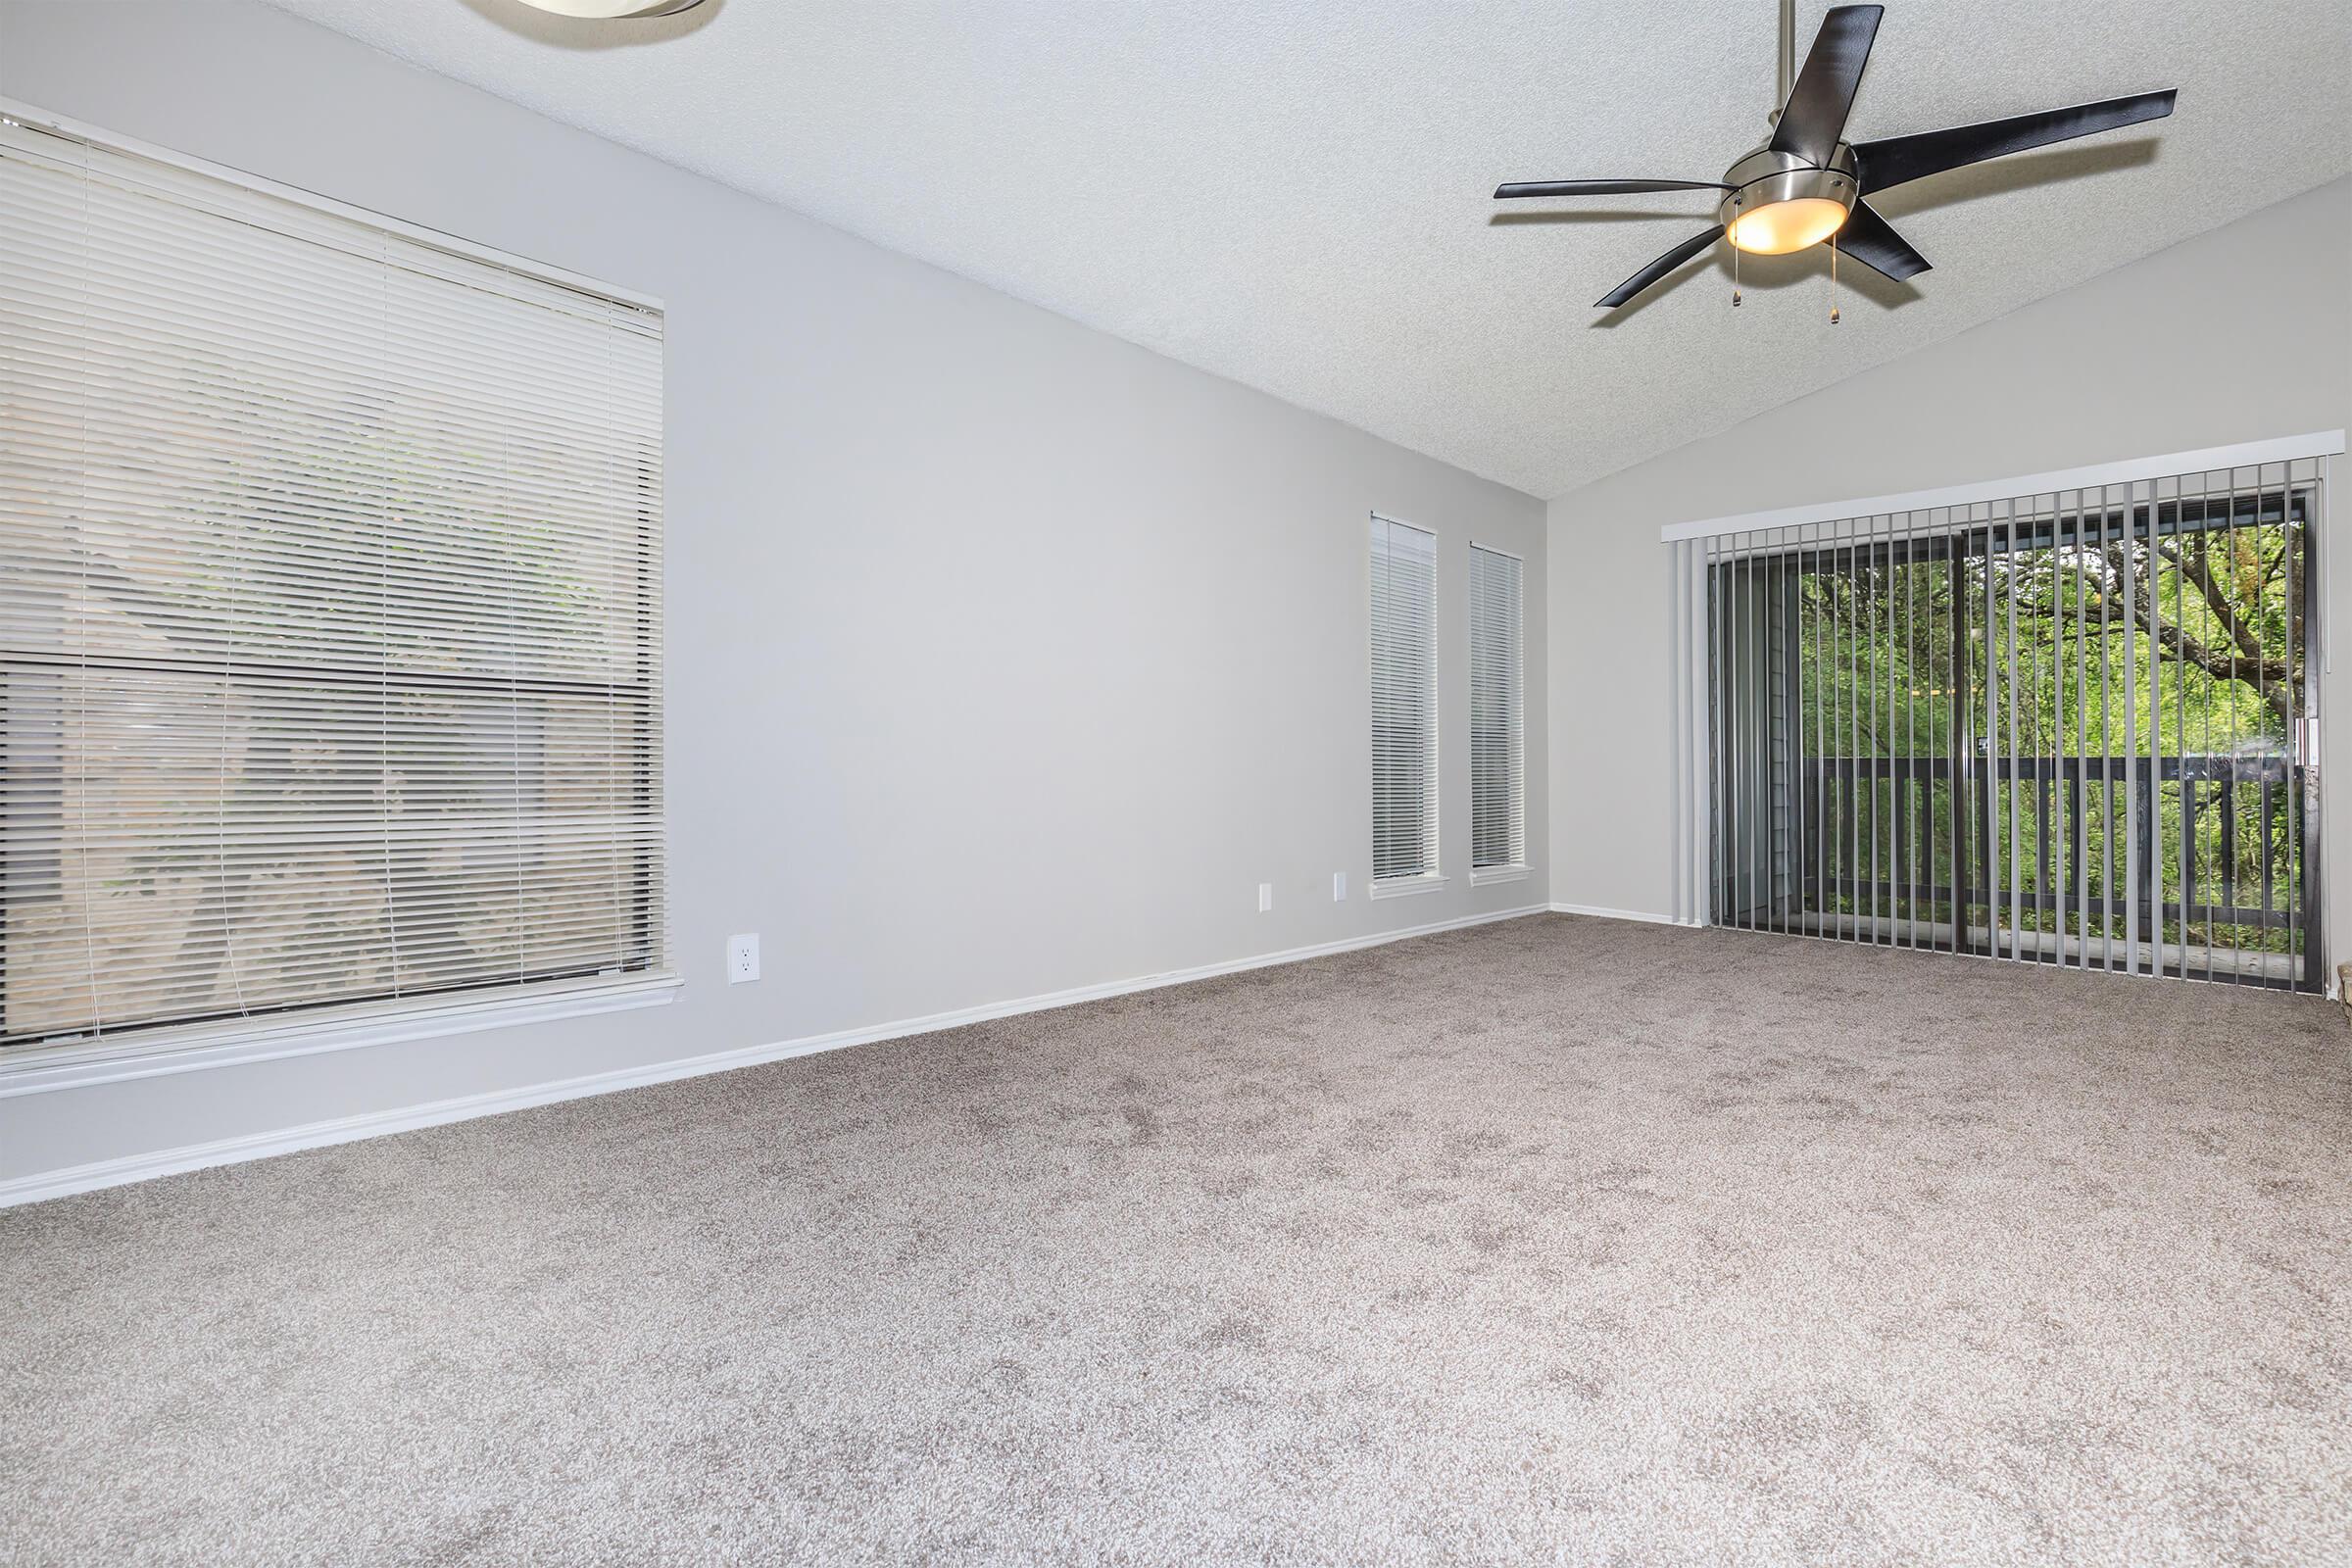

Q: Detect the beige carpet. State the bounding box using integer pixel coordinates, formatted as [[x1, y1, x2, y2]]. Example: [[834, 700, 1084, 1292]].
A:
[[4, 914, 2348, 1566]]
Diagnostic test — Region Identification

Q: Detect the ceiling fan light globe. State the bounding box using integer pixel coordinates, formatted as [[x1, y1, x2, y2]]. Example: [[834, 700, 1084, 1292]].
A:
[[1726, 197, 1851, 255], [507, 0, 710, 17], [1715, 144, 1861, 259]]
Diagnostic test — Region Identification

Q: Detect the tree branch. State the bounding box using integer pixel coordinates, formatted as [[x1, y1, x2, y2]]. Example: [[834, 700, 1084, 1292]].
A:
[[2097, 542, 2293, 724], [2157, 538, 2267, 667]]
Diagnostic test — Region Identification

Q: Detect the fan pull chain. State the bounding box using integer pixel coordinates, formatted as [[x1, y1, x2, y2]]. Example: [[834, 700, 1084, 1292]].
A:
[[1830, 235, 1840, 324], [1732, 199, 1742, 307]]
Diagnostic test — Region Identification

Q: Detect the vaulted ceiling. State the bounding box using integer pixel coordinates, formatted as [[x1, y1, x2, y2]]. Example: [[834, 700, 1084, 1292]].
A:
[[265, 0, 2350, 499]]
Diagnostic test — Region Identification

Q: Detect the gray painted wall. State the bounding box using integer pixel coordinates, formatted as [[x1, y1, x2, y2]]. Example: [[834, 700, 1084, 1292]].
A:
[[0, 0, 1548, 1184], [1546, 177, 2352, 953]]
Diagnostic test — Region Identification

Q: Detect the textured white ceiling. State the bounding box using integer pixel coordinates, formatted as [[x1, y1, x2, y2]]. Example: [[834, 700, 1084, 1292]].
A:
[[263, 0, 2350, 499]]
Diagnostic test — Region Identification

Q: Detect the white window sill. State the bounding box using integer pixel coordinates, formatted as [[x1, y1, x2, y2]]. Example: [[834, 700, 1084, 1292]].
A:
[[1369, 874, 1450, 901], [1469, 863, 1531, 887], [0, 974, 682, 1099]]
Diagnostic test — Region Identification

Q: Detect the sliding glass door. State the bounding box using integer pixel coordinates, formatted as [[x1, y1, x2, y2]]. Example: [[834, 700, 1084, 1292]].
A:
[[1703, 463, 2323, 989]]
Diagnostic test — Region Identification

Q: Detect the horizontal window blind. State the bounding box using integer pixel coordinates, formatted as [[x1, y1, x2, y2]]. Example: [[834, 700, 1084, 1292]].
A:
[[1370, 514, 1438, 884], [1469, 544, 1525, 870], [0, 112, 667, 1050], [1666, 453, 2327, 990]]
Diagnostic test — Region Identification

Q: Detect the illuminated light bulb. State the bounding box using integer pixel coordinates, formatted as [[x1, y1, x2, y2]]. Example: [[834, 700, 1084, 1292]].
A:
[[1725, 197, 1851, 256]]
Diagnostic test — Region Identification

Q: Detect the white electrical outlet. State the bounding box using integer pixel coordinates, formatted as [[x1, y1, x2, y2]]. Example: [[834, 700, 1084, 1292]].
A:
[[1257, 882, 1273, 913], [1333, 871, 1348, 902], [726, 933, 760, 984]]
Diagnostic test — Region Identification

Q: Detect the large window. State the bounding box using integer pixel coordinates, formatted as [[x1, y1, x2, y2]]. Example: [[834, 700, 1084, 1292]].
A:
[[1469, 544, 1525, 875], [0, 111, 667, 1053], [1369, 514, 1439, 890], [1675, 456, 2325, 989]]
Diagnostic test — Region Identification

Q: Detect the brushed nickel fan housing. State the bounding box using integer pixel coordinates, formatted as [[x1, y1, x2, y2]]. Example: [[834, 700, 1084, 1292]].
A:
[[1718, 143, 1860, 255], [1718, 144, 1860, 221]]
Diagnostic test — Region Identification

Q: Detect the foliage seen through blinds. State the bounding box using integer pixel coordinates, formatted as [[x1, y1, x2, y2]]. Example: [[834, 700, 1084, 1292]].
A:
[[1675, 458, 2324, 988], [0, 115, 666, 1049]]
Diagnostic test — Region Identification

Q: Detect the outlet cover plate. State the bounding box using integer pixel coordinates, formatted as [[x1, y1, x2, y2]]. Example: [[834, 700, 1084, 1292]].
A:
[[727, 933, 760, 984]]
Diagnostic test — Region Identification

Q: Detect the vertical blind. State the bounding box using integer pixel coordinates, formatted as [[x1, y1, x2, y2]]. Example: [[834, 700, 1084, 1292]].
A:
[[1469, 543, 1525, 870], [1370, 514, 1439, 884], [1666, 452, 2327, 989], [0, 111, 667, 1050]]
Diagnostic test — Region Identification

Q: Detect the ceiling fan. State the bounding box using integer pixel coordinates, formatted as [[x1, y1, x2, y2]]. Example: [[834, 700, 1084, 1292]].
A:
[[1497, 1, 2177, 312]]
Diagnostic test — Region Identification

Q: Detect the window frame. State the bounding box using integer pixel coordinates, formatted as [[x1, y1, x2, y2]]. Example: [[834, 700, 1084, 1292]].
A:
[[1467, 540, 1529, 884], [1368, 513, 1446, 898], [0, 97, 677, 1085]]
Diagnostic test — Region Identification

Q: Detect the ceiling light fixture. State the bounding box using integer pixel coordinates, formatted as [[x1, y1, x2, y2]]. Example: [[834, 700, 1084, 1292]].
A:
[[1719, 147, 1857, 255], [1492, 0, 2178, 314], [508, 0, 710, 17], [1725, 198, 1848, 255]]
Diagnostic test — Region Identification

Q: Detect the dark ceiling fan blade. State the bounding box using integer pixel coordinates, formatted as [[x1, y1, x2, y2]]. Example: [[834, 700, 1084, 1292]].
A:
[[1494, 178, 1728, 199], [1769, 5, 1885, 166], [1595, 225, 1725, 310], [1852, 88, 2177, 193], [1834, 200, 1929, 280]]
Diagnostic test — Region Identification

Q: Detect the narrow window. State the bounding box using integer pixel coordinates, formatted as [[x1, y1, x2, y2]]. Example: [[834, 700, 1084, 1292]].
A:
[[1469, 544, 1526, 873], [1370, 515, 1439, 888]]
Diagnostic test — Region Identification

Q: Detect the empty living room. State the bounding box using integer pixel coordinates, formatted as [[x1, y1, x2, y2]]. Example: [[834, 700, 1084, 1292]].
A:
[[2, 0, 2347, 1561]]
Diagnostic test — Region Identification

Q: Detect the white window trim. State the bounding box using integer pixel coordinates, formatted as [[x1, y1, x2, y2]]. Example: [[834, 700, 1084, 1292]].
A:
[[1370, 873, 1450, 900], [1468, 864, 1531, 887], [0, 974, 681, 1099]]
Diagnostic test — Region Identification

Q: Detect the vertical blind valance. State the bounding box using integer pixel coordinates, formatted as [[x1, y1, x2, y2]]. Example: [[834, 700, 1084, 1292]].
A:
[[1370, 514, 1439, 884], [0, 111, 667, 1050]]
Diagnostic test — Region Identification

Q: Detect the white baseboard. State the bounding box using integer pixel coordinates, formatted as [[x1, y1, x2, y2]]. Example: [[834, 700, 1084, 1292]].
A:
[[0, 903, 1549, 1209], [1548, 901, 1687, 926]]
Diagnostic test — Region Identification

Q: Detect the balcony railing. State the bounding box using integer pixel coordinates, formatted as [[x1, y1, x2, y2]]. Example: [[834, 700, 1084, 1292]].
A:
[[1720, 752, 2316, 987]]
